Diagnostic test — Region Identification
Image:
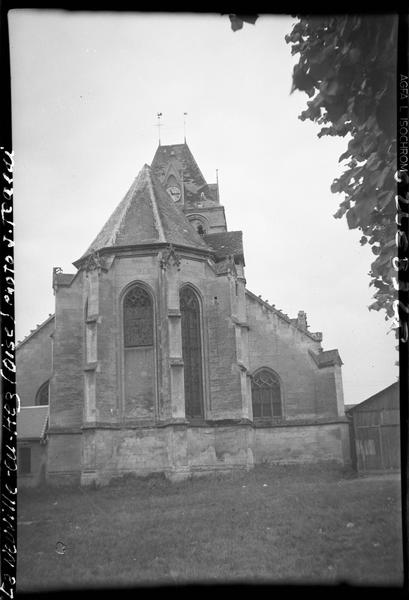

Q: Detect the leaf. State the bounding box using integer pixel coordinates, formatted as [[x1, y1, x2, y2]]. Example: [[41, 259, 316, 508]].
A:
[[346, 207, 359, 229], [376, 165, 391, 189]]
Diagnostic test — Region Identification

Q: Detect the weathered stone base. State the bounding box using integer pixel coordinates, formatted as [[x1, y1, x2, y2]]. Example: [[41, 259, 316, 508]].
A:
[[254, 420, 351, 465], [45, 420, 350, 486]]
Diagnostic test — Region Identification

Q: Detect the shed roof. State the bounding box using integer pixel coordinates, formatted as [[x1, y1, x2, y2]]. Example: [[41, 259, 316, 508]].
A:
[[347, 381, 399, 413], [17, 406, 49, 441]]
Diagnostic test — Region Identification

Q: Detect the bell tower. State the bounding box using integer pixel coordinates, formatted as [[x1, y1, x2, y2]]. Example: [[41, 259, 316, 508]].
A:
[[151, 142, 227, 234]]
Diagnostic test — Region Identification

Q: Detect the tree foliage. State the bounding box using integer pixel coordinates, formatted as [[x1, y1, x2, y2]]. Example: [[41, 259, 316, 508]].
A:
[[285, 15, 398, 319]]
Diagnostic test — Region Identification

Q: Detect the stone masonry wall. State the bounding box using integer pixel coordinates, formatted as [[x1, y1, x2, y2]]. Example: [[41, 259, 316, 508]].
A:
[[254, 422, 350, 464], [16, 317, 54, 406], [50, 273, 84, 429], [246, 293, 340, 419]]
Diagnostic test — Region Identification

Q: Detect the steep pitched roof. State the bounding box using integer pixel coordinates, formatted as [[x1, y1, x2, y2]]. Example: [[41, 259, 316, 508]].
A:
[[203, 231, 244, 263], [79, 165, 209, 260], [17, 406, 49, 441], [151, 143, 217, 204]]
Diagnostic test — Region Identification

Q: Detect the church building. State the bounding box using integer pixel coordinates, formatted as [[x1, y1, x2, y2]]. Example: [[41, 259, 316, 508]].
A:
[[16, 143, 350, 486]]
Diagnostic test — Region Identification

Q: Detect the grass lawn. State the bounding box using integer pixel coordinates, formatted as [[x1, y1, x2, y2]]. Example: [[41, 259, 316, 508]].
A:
[[17, 464, 403, 591]]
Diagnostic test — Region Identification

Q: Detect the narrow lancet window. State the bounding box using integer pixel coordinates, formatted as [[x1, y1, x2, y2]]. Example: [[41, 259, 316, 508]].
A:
[[180, 286, 203, 419], [123, 285, 155, 419]]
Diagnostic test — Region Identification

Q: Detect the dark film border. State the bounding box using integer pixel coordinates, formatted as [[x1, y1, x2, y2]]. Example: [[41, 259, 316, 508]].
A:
[[0, 0, 17, 598], [396, 10, 409, 593], [0, 5, 408, 599]]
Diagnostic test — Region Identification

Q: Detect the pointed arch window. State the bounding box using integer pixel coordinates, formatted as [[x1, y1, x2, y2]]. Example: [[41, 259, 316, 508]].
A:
[[124, 286, 153, 347], [35, 381, 49, 406], [180, 286, 203, 419], [251, 369, 282, 419], [123, 285, 155, 419]]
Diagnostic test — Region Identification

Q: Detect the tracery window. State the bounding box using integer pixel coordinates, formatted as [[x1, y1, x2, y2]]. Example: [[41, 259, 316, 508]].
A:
[[180, 286, 203, 419], [124, 286, 153, 347], [251, 369, 282, 419], [123, 285, 155, 419], [35, 381, 49, 406]]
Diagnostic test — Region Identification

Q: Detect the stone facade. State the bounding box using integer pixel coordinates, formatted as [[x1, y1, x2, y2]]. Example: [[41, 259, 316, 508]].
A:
[[16, 143, 350, 486]]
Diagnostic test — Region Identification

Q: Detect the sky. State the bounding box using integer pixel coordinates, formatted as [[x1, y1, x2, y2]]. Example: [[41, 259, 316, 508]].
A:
[[9, 10, 398, 406]]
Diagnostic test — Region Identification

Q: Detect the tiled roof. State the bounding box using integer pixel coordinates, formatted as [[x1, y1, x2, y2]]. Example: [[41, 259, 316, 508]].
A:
[[203, 231, 244, 262], [309, 349, 343, 368], [17, 406, 49, 441], [151, 144, 218, 204], [78, 165, 209, 261]]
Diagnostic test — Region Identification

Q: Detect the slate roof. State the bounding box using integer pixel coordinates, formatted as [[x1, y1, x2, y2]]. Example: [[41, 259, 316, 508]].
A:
[[151, 144, 218, 204], [79, 165, 209, 261], [17, 406, 49, 441], [309, 349, 343, 368], [203, 231, 244, 263]]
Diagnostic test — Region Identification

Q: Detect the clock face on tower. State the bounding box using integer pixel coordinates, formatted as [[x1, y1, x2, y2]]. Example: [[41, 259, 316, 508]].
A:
[[166, 185, 181, 202]]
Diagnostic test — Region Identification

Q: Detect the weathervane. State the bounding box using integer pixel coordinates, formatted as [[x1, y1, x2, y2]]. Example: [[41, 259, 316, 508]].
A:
[[156, 112, 163, 146], [183, 112, 188, 143]]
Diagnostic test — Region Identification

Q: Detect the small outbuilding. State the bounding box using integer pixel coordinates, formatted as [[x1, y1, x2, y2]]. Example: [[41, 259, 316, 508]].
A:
[[346, 382, 400, 472], [17, 406, 49, 487]]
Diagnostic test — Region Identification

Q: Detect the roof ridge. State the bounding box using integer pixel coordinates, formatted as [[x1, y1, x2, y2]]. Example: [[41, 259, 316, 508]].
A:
[[108, 170, 144, 248], [245, 289, 319, 341], [145, 166, 166, 242]]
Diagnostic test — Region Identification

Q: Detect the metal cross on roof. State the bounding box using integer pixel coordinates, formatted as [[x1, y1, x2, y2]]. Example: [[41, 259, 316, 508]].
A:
[[183, 112, 188, 143], [156, 112, 163, 146]]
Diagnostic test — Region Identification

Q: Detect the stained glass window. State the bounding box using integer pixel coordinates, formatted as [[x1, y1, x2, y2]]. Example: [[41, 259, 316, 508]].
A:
[[251, 369, 282, 419], [124, 286, 153, 347], [180, 286, 203, 419]]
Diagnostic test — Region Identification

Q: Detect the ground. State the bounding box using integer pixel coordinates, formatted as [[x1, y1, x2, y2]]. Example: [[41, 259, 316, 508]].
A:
[[17, 464, 403, 591]]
